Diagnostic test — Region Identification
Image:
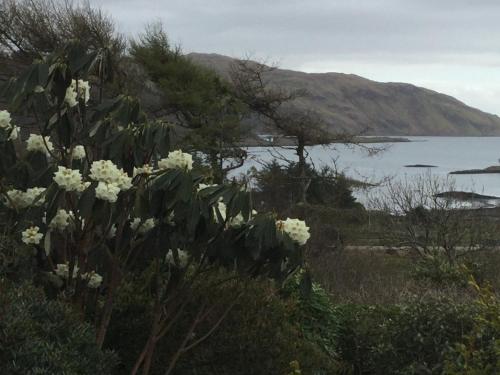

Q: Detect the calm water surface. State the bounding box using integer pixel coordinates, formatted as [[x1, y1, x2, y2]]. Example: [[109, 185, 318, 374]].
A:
[[236, 137, 500, 206]]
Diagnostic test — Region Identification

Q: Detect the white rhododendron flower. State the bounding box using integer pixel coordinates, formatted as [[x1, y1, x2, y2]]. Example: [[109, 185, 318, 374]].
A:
[[25, 187, 46, 206], [130, 217, 156, 234], [26, 134, 54, 155], [166, 211, 175, 226], [5, 189, 25, 208], [130, 218, 140, 231], [65, 86, 77, 107], [133, 164, 154, 177], [49, 209, 74, 231], [107, 224, 117, 239], [0, 110, 19, 141], [228, 209, 257, 228], [115, 172, 133, 190], [76, 181, 91, 193], [8, 125, 19, 141], [165, 248, 189, 268], [54, 263, 79, 279], [53, 166, 83, 192], [72, 145, 86, 160], [90, 160, 132, 191], [95, 181, 120, 203], [0, 110, 11, 128], [197, 183, 217, 193], [214, 201, 227, 222], [5, 187, 46, 209], [22, 226, 43, 245], [158, 150, 193, 171], [65, 79, 90, 107], [276, 218, 310, 246], [229, 213, 245, 228], [83, 271, 103, 288], [90, 160, 120, 181]]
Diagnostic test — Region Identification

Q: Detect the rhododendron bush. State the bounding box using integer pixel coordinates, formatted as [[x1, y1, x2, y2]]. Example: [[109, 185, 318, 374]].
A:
[[0, 44, 310, 374]]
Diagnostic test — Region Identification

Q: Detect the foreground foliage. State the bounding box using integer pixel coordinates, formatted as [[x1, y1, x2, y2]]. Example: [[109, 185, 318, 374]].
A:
[[0, 281, 117, 374], [0, 43, 308, 374]]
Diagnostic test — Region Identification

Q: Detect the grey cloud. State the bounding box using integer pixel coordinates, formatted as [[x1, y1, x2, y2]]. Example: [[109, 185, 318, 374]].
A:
[[89, 0, 500, 113], [91, 0, 500, 58]]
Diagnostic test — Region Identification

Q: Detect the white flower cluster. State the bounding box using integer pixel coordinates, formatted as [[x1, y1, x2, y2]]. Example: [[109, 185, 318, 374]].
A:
[[90, 160, 133, 203], [197, 183, 217, 193], [214, 201, 227, 222], [26, 134, 54, 155], [228, 209, 258, 228], [53, 166, 86, 192], [0, 110, 11, 128], [82, 271, 103, 288], [95, 181, 120, 203], [72, 145, 86, 160], [276, 218, 310, 246], [167, 211, 175, 226], [133, 164, 154, 177], [158, 150, 193, 171], [0, 110, 20, 141], [5, 187, 46, 209], [65, 79, 90, 107], [49, 209, 74, 231], [53, 263, 102, 288], [213, 201, 256, 228], [165, 248, 189, 268], [130, 217, 156, 234], [107, 224, 117, 239], [22, 226, 43, 245], [54, 263, 79, 279]]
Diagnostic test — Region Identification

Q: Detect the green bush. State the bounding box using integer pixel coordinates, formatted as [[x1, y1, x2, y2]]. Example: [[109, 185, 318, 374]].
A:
[[411, 255, 489, 289], [411, 256, 470, 287], [443, 280, 500, 374], [252, 161, 360, 212], [283, 272, 341, 361], [0, 281, 118, 374], [106, 273, 341, 375], [333, 299, 475, 375]]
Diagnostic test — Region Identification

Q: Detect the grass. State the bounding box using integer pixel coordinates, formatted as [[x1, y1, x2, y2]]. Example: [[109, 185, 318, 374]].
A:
[[308, 247, 500, 305]]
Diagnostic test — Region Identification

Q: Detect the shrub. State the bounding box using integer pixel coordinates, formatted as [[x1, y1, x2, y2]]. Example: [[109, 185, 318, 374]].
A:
[[283, 271, 341, 362], [0, 43, 307, 374], [334, 299, 475, 375], [107, 272, 341, 375], [411, 256, 471, 287], [0, 280, 118, 374], [443, 279, 500, 374], [252, 160, 360, 212]]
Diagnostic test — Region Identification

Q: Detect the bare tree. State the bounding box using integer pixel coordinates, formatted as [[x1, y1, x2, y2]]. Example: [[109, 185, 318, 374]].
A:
[[230, 58, 357, 203], [369, 174, 496, 264]]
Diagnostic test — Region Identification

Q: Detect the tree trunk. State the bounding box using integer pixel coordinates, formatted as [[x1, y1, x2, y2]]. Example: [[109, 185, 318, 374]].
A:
[[296, 135, 308, 204], [96, 262, 119, 348]]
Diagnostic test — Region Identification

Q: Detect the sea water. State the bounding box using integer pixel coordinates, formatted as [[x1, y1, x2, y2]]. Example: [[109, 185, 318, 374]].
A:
[[233, 137, 500, 207]]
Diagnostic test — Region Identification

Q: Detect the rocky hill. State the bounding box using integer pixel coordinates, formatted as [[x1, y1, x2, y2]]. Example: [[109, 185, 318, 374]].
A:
[[188, 53, 500, 136]]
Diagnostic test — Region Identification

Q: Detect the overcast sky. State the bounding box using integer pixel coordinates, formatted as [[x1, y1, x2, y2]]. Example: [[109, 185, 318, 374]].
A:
[[91, 0, 500, 115]]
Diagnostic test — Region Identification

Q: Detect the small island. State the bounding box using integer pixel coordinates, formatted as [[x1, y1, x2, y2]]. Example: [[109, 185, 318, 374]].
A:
[[405, 164, 437, 168], [450, 165, 500, 174], [354, 136, 411, 144], [435, 191, 500, 201]]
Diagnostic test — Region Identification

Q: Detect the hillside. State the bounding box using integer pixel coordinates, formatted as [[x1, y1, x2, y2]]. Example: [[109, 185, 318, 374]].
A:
[[188, 53, 500, 136]]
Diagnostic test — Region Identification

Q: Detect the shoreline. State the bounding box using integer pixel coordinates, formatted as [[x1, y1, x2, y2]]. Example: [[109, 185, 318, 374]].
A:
[[240, 135, 412, 147]]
